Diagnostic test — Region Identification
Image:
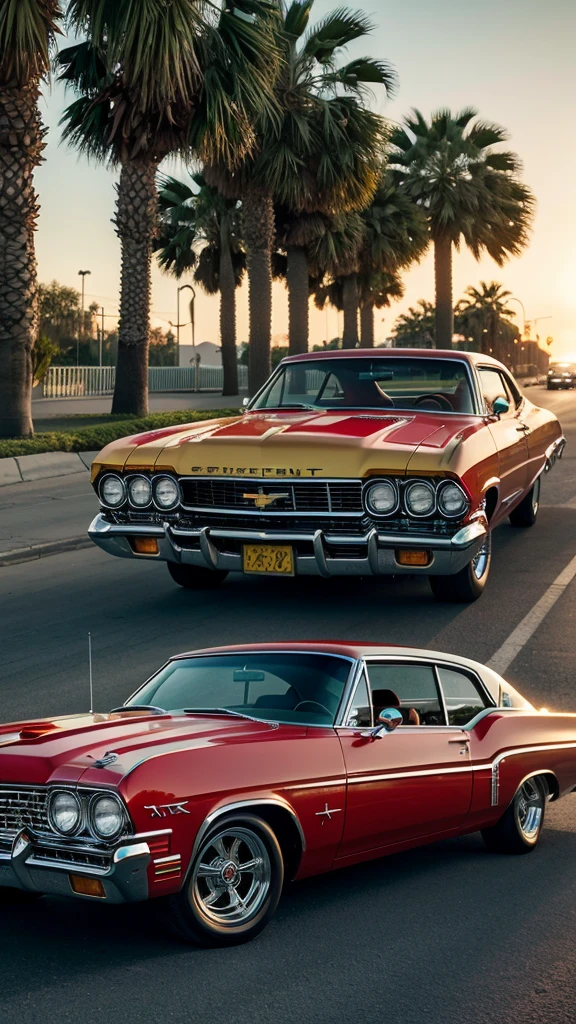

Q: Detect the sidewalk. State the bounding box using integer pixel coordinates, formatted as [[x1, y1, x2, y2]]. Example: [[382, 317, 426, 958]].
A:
[[0, 472, 95, 565], [32, 391, 246, 428]]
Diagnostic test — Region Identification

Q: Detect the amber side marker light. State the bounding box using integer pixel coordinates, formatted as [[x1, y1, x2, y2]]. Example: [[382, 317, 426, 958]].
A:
[[132, 537, 159, 555], [69, 875, 106, 898], [396, 550, 431, 567]]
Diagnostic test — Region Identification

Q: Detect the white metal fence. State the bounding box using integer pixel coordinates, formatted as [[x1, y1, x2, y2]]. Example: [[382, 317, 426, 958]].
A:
[[43, 365, 248, 398]]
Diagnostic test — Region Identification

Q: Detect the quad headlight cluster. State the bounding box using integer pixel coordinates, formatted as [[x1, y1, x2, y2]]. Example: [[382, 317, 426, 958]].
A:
[[363, 477, 469, 520], [99, 473, 181, 511], [48, 789, 127, 842]]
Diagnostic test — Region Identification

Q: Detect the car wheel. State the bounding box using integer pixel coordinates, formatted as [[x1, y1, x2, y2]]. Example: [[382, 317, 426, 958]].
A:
[[481, 776, 547, 854], [428, 533, 491, 603], [165, 814, 284, 947], [509, 477, 540, 528], [167, 562, 228, 590], [0, 887, 42, 904]]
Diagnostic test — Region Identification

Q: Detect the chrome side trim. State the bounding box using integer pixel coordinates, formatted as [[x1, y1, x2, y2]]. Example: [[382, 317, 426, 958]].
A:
[[285, 779, 347, 791], [491, 763, 499, 805], [348, 766, 474, 785]]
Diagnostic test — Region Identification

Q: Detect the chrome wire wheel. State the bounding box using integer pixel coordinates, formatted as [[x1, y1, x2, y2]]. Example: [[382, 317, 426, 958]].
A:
[[192, 827, 271, 927], [472, 533, 491, 581], [515, 778, 545, 842]]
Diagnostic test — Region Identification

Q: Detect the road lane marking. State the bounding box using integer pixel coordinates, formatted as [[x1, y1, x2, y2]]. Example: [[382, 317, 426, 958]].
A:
[[487, 553, 576, 675]]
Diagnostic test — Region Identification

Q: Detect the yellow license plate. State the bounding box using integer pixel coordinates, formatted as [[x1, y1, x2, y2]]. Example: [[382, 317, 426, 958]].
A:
[[243, 544, 294, 575]]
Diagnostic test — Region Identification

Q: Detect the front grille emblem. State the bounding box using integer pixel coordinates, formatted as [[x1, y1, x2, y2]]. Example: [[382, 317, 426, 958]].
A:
[[243, 488, 290, 509]]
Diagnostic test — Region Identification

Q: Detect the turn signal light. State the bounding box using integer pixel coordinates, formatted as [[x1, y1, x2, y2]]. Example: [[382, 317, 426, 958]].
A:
[[132, 537, 159, 555], [396, 549, 431, 567], [69, 875, 105, 898]]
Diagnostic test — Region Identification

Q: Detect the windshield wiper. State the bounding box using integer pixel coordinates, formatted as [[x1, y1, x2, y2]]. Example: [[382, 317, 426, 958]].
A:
[[183, 707, 279, 729], [276, 403, 317, 411], [110, 704, 167, 715]]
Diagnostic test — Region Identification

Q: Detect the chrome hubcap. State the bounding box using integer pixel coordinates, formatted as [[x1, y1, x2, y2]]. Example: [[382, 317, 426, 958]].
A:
[[516, 779, 544, 840], [472, 535, 491, 580], [192, 827, 270, 925]]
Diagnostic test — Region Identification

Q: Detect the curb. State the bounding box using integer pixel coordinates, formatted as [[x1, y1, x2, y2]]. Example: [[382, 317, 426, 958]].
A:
[[0, 451, 98, 487], [0, 535, 93, 567]]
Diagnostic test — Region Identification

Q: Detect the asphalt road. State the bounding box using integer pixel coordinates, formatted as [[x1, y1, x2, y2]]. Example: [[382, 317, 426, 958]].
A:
[[1, 386, 576, 1024]]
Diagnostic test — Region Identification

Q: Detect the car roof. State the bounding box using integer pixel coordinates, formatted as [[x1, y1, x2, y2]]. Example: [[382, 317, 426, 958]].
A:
[[279, 349, 506, 369]]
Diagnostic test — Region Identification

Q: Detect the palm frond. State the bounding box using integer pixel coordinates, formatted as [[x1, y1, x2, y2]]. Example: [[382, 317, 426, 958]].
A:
[[0, 0, 62, 83], [303, 6, 374, 61]]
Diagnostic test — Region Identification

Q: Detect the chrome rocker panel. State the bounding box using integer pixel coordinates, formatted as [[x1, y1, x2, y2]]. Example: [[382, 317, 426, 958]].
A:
[[88, 513, 488, 578], [0, 828, 151, 903]]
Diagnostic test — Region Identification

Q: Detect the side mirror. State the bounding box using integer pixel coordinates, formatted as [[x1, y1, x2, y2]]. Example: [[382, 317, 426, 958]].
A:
[[492, 396, 510, 417], [242, 397, 250, 409], [361, 707, 403, 739]]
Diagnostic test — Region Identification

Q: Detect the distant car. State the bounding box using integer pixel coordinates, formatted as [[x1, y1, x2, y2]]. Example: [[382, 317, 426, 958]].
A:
[[89, 350, 565, 603], [547, 363, 576, 389], [2, 642, 576, 946]]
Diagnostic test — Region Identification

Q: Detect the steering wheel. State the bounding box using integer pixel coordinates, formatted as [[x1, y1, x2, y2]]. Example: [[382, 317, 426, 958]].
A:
[[413, 393, 453, 412], [293, 700, 332, 716]]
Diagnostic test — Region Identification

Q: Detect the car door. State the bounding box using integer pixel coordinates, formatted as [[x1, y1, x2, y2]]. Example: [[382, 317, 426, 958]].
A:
[[477, 366, 530, 510], [335, 661, 473, 860]]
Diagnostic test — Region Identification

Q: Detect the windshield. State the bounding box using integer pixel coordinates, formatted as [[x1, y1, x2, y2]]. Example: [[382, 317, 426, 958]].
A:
[[127, 653, 352, 727], [250, 357, 476, 414]]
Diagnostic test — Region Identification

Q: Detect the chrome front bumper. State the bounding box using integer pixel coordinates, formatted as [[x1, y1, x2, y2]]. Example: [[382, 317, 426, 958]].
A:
[[88, 513, 488, 578], [0, 829, 150, 903]]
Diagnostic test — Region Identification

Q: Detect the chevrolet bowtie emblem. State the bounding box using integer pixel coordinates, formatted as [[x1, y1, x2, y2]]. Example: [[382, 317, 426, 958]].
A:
[[243, 488, 290, 509]]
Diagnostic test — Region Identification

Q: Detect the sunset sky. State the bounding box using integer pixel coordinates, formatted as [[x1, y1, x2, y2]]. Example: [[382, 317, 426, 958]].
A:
[[35, 0, 576, 356]]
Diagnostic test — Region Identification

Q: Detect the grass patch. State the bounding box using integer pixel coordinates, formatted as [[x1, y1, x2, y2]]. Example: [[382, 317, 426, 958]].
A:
[[0, 409, 240, 460]]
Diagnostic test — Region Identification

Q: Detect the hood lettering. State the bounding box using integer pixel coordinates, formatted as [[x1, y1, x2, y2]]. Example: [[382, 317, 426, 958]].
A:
[[190, 466, 324, 477]]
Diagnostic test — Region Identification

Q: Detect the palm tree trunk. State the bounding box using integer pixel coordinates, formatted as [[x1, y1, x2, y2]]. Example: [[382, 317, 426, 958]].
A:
[[360, 300, 375, 348], [342, 275, 359, 348], [112, 160, 159, 416], [219, 215, 238, 396], [242, 187, 274, 396], [287, 245, 309, 355], [433, 234, 453, 348], [0, 77, 45, 438]]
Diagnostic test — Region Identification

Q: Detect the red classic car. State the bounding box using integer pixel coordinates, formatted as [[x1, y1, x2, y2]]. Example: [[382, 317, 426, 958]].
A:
[[89, 350, 565, 602], [2, 642, 576, 946]]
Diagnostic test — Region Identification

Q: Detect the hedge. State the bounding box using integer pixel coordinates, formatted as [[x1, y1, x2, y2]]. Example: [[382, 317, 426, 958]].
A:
[[0, 409, 241, 460]]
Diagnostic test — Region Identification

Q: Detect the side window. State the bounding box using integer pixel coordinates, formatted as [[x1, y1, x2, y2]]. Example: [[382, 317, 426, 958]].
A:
[[366, 663, 446, 726], [344, 671, 372, 728], [501, 370, 523, 409], [437, 667, 490, 725], [478, 368, 512, 414]]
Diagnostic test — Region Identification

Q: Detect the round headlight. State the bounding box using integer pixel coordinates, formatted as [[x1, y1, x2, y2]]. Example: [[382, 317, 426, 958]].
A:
[[154, 476, 180, 510], [49, 790, 82, 835], [100, 474, 126, 508], [90, 794, 125, 840], [404, 481, 435, 517], [365, 480, 398, 516], [128, 476, 152, 507], [438, 482, 469, 517]]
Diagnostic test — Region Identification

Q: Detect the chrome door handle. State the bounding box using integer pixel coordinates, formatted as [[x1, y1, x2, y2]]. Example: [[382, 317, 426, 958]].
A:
[[516, 424, 530, 432], [448, 737, 470, 744]]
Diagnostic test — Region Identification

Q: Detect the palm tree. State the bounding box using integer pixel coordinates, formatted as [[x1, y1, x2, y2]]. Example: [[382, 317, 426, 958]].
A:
[[456, 280, 518, 362], [392, 299, 436, 348], [311, 173, 427, 348], [390, 108, 535, 348], [58, 0, 279, 415], [156, 174, 245, 396], [208, 1, 394, 390], [0, 0, 62, 438]]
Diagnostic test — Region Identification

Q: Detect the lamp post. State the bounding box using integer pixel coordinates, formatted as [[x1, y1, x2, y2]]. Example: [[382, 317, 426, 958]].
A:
[[533, 316, 552, 341], [175, 284, 196, 367], [97, 307, 105, 366], [508, 297, 526, 338], [77, 270, 91, 365]]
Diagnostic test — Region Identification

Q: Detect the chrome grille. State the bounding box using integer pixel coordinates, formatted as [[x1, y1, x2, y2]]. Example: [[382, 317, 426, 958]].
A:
[[180, 478, 363, 514], [174, 513, 372, 537], [31, 846, 111, 871], [0, 787, 49, 839]]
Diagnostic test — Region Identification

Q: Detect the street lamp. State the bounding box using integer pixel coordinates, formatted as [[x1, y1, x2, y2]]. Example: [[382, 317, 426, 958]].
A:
[[97, 307, 105, 367], [508, 297, 526, 338], [533, 316, 552, 341], [77, 269, 91, 366]]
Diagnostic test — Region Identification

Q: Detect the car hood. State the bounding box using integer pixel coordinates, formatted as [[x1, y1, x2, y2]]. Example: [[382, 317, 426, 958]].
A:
[[0, 711, 289, 788], [92, 410, 484, 480]]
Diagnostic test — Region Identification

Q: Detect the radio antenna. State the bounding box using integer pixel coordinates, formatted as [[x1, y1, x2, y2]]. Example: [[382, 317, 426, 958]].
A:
[[88, 632, 94, 714]]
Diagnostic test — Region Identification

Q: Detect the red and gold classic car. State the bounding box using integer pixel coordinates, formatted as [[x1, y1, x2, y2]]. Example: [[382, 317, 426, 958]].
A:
[[89, 350, 564, 601], [2, 642, 576, 946]]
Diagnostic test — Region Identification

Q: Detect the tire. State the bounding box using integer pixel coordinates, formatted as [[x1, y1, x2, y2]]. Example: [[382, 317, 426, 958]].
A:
[[167, 562, 228, 590], [428, 533, 491, 603], [482, 776, 547, 854], [0, 887, 42, 904], [165, 814, 284, 947], [509, 477, 540, 528]]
